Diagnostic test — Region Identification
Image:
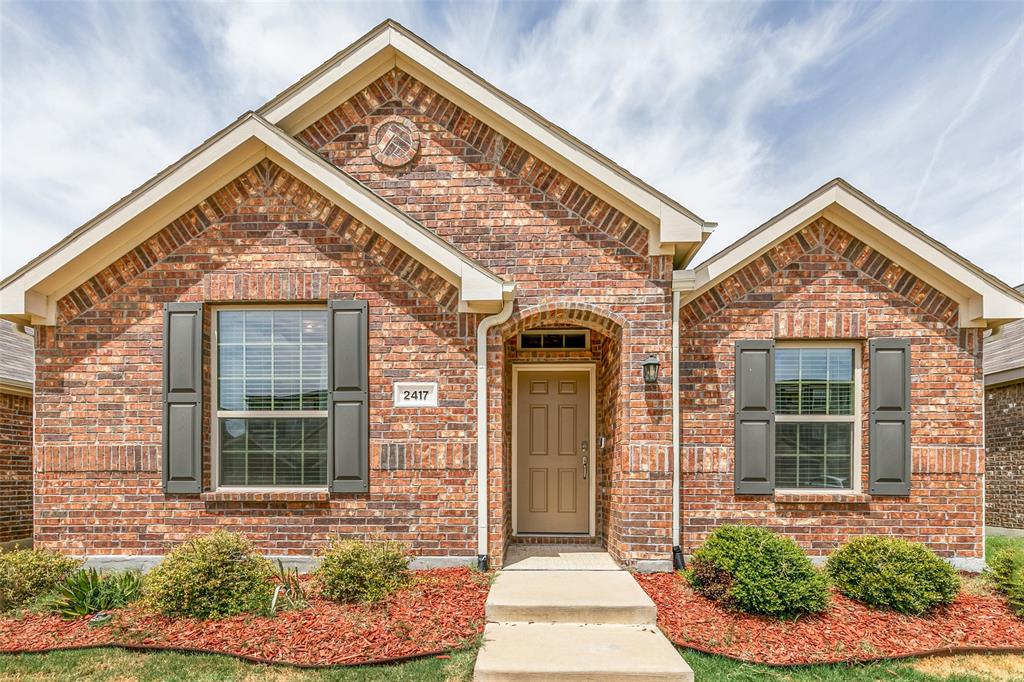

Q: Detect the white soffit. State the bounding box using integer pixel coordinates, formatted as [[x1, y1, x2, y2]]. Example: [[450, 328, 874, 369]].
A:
[[674, 179, 1024, 328], [257, 20, 714, 261], [0, 114, 510, 325]]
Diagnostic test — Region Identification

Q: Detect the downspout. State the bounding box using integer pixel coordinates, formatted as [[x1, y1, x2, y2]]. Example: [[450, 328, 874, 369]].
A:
[[671, 290, 684, 570], [476, 297, 515, 571]]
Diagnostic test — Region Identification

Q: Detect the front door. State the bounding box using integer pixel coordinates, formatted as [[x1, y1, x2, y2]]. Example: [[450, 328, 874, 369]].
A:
[[516, 369, 590, 533]]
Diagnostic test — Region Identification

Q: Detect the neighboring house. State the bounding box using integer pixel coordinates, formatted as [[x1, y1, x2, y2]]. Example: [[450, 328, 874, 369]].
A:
[[984, 284, 1024, 533], [0, 20, 1022, 572], [0, 319, 34, 549]]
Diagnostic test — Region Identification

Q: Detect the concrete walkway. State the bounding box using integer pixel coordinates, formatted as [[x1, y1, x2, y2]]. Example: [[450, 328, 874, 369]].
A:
[[474, 545, 694, 681]]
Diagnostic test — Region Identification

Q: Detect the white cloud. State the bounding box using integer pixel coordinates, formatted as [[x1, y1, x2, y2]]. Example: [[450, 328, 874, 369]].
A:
[[2, 0, 1021, 285]]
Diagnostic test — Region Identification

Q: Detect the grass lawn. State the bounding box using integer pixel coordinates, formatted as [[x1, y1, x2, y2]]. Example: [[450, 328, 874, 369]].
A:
[[3, 648, 1023, 682], [0, 647, 478, 682], [987, 533, 1024, 560]]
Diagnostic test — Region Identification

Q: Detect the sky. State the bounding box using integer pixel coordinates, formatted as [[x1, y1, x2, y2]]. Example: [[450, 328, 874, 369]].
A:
[[1, 1, 1022, 285]]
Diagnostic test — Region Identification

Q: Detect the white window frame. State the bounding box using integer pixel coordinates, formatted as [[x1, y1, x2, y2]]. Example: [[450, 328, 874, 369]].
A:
[[210, 304, 329, 492], [774, 341, 862, 494]]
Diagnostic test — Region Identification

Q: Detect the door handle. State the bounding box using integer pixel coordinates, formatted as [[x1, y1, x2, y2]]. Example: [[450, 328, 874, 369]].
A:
[[581, 440, 589, 479]]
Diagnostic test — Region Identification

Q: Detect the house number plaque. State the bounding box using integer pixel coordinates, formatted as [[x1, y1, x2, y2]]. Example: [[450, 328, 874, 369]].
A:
[[393, 382, 438, 407]]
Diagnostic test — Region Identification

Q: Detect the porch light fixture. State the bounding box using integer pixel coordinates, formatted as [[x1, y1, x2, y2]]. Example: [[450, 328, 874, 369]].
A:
[[641, 355, 660, 384]]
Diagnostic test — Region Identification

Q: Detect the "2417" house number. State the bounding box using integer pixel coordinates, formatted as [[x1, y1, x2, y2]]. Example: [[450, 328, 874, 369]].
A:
[[393, 382, 438, 407]]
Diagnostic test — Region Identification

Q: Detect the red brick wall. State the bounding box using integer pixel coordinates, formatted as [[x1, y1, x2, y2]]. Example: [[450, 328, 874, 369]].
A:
[[0, 392, 32, 544], [985, 380, 1024, 529], [35, 161, 479, 558], [679, 218, 985, 560], [299, 70, 676, 567], [36, 70, 676, 567]]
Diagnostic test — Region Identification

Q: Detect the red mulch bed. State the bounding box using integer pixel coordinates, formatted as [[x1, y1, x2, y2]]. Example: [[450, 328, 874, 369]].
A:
[[0, 568, 488, 667], [635, 572, 1024, 666]]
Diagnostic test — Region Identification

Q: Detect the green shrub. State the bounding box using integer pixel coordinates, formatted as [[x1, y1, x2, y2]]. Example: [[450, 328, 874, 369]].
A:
[[685, 525, 829, 617], [50, 568, 142, 618], [0, 549, 82, 611], [987, 546, 1024, 617], [315, 539, 411, 603], [826, 536, 960, 614], [143, 531, 273, 619]]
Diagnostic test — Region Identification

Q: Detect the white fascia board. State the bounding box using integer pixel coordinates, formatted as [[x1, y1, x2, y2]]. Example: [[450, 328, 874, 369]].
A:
[[1, 115, 507, 324], [827, 189, 1024, 324], [679, 182, 1024, 327], [256, 119, 505, 301], [259, 23, 707, 252]]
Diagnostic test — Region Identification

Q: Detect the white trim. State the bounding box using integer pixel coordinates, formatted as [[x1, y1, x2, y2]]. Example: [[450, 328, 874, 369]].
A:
[[671, 290, 680, 553], [210, 304, 330, 492], [676, 179, 1024, 328], [476, 299, 515, 559], [773, 341, 862, 495], [1, 114, 511, 324], [510, 363, 597, 536], [257, 20, 712, 262]]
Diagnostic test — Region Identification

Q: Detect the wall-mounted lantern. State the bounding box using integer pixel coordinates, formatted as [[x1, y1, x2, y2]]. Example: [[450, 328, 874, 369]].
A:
[[641, 355, 660, 384]]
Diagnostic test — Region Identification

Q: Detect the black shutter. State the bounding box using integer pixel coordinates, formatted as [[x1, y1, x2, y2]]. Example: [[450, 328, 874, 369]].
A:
[[328, 300, 369, 493], [162, 302, 202, 493], [735, 340, 775, 494], [869, 338, 911, 495]]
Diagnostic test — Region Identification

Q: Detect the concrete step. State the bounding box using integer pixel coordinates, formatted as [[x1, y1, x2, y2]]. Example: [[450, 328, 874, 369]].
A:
[[473, 622, 694, 681], [486, 570, 657, 624]]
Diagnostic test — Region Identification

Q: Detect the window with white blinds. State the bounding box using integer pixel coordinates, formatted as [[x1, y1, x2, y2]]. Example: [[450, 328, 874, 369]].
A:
[[774, 346, 859, 490], [213, 308, 329, 488]]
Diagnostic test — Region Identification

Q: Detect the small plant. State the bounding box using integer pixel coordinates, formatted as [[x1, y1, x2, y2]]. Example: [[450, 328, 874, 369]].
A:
[[987, 546, 1024, 617], [315, 539, 411, 603], [50, 568, 142, 618], [143, 531, 274, 619], [826, 536, 960, 614], [269, 560, 308, 614], [0, 549, 82, 612], [685, 525, 829, 617]]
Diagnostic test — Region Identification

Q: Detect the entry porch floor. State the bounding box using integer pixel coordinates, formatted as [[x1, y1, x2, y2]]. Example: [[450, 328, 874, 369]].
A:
[[476, 544, 694, 680]]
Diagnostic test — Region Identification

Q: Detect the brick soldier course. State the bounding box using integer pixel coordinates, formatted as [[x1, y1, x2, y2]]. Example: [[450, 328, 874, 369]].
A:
[[2, 20, 1021, 571]]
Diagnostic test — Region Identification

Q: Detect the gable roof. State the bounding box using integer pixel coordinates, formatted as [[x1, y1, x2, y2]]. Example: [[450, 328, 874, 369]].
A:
[[0, 319, 33, 395], [984, 284, 1024, 386], [0, 113, 512, 325], [673, 178, 1024, 329], [256, 19, 715, 264]]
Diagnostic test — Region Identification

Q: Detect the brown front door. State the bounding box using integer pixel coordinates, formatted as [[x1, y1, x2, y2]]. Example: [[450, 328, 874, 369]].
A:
[[516, 369, 590, 533]]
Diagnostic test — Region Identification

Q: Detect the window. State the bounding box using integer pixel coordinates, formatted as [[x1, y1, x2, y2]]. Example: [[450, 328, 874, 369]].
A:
[[214, 308, 328, 488], [774, 346, 858, 490], [518, 329, 590, 350]]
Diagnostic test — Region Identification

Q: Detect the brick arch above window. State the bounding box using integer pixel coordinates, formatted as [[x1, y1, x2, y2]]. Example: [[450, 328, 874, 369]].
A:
[[500, 301, 627, 341]]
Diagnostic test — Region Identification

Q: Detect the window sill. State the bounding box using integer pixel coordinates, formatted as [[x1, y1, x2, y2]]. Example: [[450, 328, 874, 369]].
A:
[[773, 491, 870, 504], [201, 490, 330, 503]]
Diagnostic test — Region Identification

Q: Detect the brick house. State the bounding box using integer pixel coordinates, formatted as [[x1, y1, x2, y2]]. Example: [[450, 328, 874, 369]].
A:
[[984, 285, 1024, 533], [1, 20, 1021, 571], [0, 319, 34, 550]]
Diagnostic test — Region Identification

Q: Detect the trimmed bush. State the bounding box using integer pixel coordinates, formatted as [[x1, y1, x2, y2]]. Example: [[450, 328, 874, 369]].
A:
[[0, 549, 82, 612], [143, 531, 274, 619], [987, 546, 1024, 617], [315, 539, 411, 603], [50, 568, 142, 618], [685, 525, 829, 617], [826, 536, 959, 614]]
